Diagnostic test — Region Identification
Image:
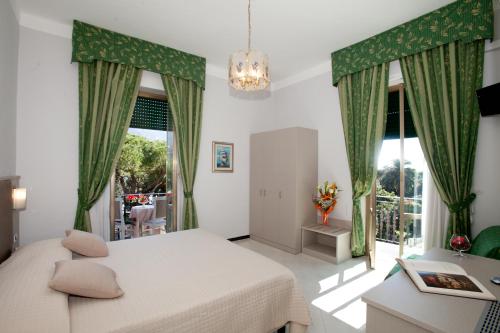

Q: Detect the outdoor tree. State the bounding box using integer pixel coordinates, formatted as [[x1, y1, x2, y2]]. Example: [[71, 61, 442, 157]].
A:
[[115, 134, 171, 196], [377, 159, 423, 197], [376, 159, 424, 242]]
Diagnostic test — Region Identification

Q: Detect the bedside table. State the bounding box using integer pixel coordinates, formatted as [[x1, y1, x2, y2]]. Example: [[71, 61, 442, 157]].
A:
[[301, 224, 351, 264]]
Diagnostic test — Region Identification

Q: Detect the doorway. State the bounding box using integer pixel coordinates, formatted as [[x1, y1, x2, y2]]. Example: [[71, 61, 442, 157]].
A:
[[110, 90, 178, 240], [371, 84, 426, 268]]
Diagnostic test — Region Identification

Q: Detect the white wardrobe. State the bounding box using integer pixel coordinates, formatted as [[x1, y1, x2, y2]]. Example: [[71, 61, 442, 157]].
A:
[[250, 127, 318, 254]]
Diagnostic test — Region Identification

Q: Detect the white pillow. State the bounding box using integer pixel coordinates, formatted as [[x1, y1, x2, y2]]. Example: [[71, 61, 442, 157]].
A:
[[62, 229, 109, 257], [0, 239, 72, 333], [49, 260, 124, 299]]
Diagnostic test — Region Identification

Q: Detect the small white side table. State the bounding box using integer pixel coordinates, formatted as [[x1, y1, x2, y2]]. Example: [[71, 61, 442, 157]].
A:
[[301, 224, 351, 264]]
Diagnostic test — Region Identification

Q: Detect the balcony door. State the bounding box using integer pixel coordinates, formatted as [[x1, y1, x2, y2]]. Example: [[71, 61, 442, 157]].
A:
[[110, 90, 178, 240], [369, 84, 426, 267]]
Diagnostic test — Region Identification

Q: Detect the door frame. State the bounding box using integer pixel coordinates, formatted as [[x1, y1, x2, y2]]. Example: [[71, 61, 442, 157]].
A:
[[396, 83, 405, 258], [367, 83, 406, 266]]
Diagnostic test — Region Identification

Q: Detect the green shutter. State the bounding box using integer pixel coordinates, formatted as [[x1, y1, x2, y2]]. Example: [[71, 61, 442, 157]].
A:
[[384, 90, 417, 140], [129, 96, 173, 132]]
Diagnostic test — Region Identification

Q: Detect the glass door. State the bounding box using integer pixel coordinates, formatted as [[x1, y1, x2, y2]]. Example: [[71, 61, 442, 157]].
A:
[[111, 91, 177, 240], [402, 138, 425, 257], [373, 84, 426, 267], [165, 129, 177, 233]]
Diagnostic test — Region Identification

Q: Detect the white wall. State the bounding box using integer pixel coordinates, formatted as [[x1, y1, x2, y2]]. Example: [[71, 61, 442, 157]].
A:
[[15, 27, 273, 244], [195, 76, 274, 237], [0, 1, 19, 177], [140, 72, 274, 238], [472, 34, 500, 235], [272, 74, 352, 222], [16, 27, 79, 244]]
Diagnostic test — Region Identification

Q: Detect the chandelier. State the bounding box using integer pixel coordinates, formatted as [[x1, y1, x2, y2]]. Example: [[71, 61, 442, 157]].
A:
[[228, 0, 270, 91]]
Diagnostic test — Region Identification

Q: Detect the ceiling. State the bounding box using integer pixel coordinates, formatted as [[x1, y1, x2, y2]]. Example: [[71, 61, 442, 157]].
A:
[[11, 0, 455, 84]]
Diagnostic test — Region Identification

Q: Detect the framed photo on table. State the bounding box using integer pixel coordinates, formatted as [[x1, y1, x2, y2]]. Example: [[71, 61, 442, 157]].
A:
[[212, 141, 234, 173]]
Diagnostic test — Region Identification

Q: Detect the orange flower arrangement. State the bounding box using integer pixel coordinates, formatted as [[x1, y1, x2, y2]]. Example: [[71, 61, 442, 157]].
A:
[[313, 181, 340, 225]]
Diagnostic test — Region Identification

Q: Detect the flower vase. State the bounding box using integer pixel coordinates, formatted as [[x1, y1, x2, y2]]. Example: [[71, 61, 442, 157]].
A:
[[320, 204, 335, 225], [321, 211, 330, 225]]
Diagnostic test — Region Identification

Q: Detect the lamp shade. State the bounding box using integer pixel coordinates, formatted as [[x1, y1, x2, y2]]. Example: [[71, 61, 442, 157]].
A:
[[228, 50, 270, 91], [12, 188, 27, 210]]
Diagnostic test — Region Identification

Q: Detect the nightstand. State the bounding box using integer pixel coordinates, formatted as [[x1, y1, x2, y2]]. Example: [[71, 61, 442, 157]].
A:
[[301, 224, 351, 264]]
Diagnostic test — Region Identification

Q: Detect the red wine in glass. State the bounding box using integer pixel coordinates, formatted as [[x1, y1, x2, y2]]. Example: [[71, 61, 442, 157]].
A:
[[450, 234, 471, 257]]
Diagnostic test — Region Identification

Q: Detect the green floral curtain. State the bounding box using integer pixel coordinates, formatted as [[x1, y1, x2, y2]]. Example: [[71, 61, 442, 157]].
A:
[[161, 75, 203, 230], [400, 40, 484, 245], [74, 60, 142, 231], [338, 63, 389, 257]]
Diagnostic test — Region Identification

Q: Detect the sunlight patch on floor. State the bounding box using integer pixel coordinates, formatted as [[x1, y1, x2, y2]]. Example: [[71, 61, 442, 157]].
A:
[[311, 269, 384, 313], [237, 238, 401, 333], [318, 273, 339, 293], [332, 298, 367, 329], [343, 262, 368, 281]]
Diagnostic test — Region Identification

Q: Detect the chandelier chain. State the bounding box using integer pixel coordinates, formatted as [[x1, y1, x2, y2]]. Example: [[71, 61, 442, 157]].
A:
[[247, 0, 251, 52]]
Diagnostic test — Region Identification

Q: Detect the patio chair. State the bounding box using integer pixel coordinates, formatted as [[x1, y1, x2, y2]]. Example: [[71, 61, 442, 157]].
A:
[[114, 198, 132, 240], [142, 196, 167, 236]]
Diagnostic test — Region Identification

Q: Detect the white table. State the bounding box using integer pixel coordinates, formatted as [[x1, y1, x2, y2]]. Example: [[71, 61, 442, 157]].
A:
[[129, 205, 154, 237], [362, 248, 500, 333]]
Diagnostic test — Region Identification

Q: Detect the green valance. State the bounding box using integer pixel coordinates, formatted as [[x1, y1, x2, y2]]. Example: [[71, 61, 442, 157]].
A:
[[331, 0, 494, 86], [72, 20, 206, 89]]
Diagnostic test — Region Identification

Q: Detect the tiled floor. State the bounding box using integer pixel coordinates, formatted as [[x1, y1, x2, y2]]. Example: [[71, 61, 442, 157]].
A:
[[236, 239, 399, 333]]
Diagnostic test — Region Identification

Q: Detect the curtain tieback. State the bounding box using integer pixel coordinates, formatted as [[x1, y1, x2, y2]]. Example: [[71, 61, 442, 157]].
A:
[[77, 189, 90, 211], [448, 193, 476, 213], [183, 191, 193, 199]]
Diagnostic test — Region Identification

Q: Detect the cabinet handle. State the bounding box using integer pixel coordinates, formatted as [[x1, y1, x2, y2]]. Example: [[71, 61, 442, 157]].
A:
[[263, 189, 266, 197], [279, 191, 282, 199]]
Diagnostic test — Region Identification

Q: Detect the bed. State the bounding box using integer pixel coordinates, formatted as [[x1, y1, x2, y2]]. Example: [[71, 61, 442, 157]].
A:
[[0, 229, 310, 333]]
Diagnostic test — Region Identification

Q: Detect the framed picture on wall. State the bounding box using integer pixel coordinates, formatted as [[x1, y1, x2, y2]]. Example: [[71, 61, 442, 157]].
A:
[[212, 141, 234, 173]]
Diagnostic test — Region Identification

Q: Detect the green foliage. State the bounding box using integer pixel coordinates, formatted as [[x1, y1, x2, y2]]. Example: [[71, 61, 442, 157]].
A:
[[376, 182, 399, 210], [115, 134, 170, 195], [375, 158, 424, 242], [377, 159, 423, 197]]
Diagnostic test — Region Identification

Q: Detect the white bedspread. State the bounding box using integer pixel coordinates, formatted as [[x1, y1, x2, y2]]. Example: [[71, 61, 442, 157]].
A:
[[69, 229, 310, 333], [0, 239, 72, 333]]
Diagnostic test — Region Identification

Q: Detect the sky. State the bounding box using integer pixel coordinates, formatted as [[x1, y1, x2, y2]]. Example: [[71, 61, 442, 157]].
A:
[[377, 138, 426, 171], [128, 128, 172, 142]]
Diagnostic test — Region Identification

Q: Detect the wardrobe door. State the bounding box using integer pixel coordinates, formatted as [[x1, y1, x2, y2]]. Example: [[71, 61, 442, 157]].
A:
[[250, 133, 265, 237], [259, 132, 278, 242], [296, 128, 318, 229], [270, 129, 298, 250]]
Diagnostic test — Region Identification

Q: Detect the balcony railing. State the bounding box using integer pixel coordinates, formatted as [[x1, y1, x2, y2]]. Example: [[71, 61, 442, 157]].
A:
[[375, 195, 422, 246]]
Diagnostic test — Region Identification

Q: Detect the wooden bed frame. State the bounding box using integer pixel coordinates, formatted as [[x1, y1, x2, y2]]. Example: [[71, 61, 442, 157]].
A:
[[0, 176, 19, 263]]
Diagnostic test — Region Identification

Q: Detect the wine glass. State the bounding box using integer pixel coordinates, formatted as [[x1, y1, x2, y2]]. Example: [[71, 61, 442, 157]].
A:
[[449, 234, 471, 257]]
